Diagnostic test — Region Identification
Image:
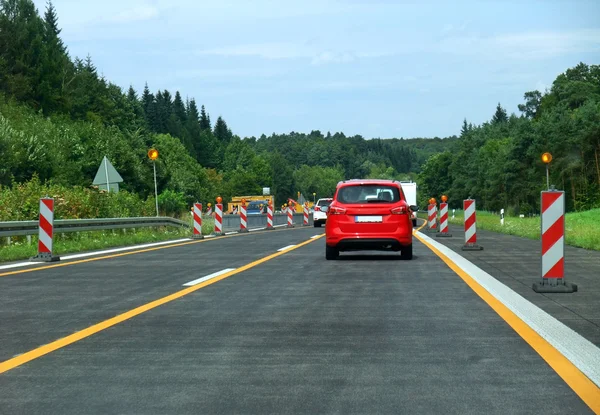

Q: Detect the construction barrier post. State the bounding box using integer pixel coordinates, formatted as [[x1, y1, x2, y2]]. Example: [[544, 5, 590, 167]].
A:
[[213, 198, 224, 236], [287, 203, 294, 228], [192, 203, 204, 240], [303, 203, 309, 226], [30, 197, 60, 262], [427, 203, 438, 232], [266, 202, 274, 230], [500, 208, 505, 226], [436, 202, 452, 237], [239, 199, 249, 233], [206, 203, 213, 217], [462, 199, 483, 251], [532, 189, 577, 293]]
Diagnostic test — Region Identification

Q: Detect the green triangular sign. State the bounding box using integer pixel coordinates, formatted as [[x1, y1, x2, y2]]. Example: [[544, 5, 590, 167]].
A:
[[93, 156, 123, 193]]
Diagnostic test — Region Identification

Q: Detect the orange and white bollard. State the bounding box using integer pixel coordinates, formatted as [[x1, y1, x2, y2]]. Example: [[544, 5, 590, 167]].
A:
[[267, 202, 274, 230], [30, 197, 60, 262], [303, 203, 309, 226], [427, 203, 438, 232], [206, 203, 213, 217], [239, 199, 249, 233], [462, 199, 483, 251], [213, 198, 224, 236], [192, 203, 204, 239], [533, 189, 576, 293], [436, 198, 452, 238], [287, 203, 294, 228]]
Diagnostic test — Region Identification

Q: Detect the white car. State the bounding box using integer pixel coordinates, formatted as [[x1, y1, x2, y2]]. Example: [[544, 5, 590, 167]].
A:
[[313, 198, 333, 227]]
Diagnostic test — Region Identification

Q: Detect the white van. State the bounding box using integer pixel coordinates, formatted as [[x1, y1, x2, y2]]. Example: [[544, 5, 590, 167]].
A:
[[399, 181, 418, 227]]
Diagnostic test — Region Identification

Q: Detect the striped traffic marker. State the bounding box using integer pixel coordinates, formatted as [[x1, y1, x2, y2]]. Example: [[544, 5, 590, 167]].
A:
[[30, 198, 60, 262], [533, 190, 577, 293], [436, 202, 452, 237], [303, 204, 309, 226], [192, 203, 204, 240], [266, 202, 274, 230], [213, 202, 224, 236], [239, 200, 249, 233], [287, 204, 294, 228], [427, 203, 438, 232], [206, 205, 213, 216], [462, 199, 483, 251]]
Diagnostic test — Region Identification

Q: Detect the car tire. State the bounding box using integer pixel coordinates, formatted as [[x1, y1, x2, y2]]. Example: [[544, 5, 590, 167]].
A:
[[326, 245, 339, 260], [400, 244, 413, 260]]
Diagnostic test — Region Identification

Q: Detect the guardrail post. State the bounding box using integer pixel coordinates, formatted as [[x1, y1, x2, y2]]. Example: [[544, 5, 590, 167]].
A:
[[532, 190, 577, 293], [30, 197, 60, 262], [192, 203, 204, 240], [462, 199, 483, 251]]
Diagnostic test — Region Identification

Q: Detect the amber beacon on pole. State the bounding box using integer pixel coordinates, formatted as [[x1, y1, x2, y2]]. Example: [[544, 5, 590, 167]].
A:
[[30, 197, 60, 262], [532, 189, 577, 293]]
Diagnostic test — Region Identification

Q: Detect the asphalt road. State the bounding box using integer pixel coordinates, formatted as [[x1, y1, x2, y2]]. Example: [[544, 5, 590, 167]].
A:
[[0, 226, 596, 414]]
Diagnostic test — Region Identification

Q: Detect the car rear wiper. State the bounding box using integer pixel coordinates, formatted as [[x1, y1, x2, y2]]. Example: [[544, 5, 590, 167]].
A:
[[366, 200, 390, 203]]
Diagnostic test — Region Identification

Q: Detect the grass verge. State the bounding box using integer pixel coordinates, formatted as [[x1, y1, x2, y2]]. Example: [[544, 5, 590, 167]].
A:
[[0, 217, 217, 263], [420, 208, 600, 251]]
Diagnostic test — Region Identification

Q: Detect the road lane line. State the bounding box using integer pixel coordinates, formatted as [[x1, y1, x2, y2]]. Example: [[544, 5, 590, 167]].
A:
[[415, 231, 600, 413], [0, 226, 305, 278], [310, 235, 322, 239], [0, 234, 325, 374], [183, 268, 236, 286], [277, 245, 296, 252]]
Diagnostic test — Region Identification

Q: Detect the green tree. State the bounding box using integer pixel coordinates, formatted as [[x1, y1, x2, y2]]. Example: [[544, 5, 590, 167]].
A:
[[491, 103, 508, 124]]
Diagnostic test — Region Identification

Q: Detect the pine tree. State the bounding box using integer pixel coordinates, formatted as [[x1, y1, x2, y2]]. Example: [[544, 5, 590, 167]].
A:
[[213, 116, 232, 143], [199, 104, 211, 130], [173, 91, 186, 123], [141, 83, 153, 113], [127, 85, 137, 101], [491, 103, 508, 124]]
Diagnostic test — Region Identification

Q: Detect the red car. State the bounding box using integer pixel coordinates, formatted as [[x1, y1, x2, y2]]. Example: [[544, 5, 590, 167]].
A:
[[324, 179, 417, 260]]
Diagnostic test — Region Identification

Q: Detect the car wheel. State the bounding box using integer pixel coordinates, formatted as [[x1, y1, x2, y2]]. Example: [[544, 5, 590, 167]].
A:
[[325, 245, 339, 260], [400, 244, 413, 260]]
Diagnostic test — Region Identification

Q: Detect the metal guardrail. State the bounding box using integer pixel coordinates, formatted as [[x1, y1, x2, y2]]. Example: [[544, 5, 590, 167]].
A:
[[0, 217, 190, 238]]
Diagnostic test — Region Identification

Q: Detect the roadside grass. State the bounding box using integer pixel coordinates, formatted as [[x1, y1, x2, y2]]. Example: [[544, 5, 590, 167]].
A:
[[419, 209, 600, 251], [0, 217, 217, 263]]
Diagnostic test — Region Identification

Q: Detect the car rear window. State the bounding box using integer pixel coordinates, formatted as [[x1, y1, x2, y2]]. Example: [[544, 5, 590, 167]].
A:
[[336, 185, 401, 204], [248, 202, 265, 209], [317, 199, 332, 207]]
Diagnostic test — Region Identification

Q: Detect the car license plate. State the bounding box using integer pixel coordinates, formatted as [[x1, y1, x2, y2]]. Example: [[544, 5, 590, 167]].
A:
[[355, 215, 383, 223]]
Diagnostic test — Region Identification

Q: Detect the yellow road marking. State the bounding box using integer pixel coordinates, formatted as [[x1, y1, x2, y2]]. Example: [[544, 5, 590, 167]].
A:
[[414, 232, 600, 414], [0, 234, 325, 374], [0, 226, 305, 278]]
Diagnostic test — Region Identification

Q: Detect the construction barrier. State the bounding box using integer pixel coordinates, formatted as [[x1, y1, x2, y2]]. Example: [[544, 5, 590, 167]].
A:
[[533, 190, 577, 293], [266, 203, 274, 230], [427, 203, 438, 231], [436, 202, 452, 237], [239, 201, 248, 233], [206, 205, 213, 216], [287, 205, 294, 228], [192, 203, 204, 240], [30, 197, 60, 262], [462, 199, 483, 251], [213, 203, 224, 236], [303, 204, 309, 226]]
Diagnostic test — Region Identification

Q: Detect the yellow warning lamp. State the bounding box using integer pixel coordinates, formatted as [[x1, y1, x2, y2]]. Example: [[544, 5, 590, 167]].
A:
[[441, 195, 448, 203], [289, 201, 293, 207], [429, 198, 434, 205], [207, 203, 212, 208], [542, 152, 552, 164], [148, 148, 159, 160], [241, 198, 246, 206], [216, 196, 222, 204], [431, 197, 437, 204]]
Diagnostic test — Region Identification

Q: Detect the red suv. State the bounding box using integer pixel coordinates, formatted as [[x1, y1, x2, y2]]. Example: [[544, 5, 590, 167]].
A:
[[324, 179, 417, 260]]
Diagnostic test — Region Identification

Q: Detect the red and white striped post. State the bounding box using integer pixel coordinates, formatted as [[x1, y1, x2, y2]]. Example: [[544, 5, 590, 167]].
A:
[[206, 203, 213, 217], [427, 203, 438, 232], [192, 203, 204, 240], [436, 201, 452, 238], [533, 189, 577, 293], [266, 202, 274, 230], [239, 199, 249, 233], [303, 203, 309, 226], [462, 199, 483, 251], [287, 202, 294, 228], [213, 198, 224, 236], [30, 197, 60, 262]]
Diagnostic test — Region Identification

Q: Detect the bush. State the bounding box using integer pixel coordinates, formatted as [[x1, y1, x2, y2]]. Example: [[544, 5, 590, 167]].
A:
[[157, 189, 187, 217]]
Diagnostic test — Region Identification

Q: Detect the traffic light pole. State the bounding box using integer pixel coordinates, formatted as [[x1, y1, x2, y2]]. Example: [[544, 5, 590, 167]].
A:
[[546, 164, 550, 191]]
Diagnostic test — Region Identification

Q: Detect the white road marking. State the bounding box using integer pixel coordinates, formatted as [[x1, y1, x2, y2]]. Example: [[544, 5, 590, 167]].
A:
[[183, 268, 236, 286], [249, 227, 264, 232], [310, 235, 322, 239], [225, 231, 238, 235], [0, 238, 193, 270], [277, 245, 296, 252], [417, 231, 600, 388]]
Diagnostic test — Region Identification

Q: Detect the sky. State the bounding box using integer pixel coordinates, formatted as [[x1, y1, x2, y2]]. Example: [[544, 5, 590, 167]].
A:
[[33, 0, 600, 139]]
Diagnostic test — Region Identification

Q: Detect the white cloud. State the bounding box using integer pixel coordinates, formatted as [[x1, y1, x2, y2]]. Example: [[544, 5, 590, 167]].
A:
[[111, 5, 159, 23]]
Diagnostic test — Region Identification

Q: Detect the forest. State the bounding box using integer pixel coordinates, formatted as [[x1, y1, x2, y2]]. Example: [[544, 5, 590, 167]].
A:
[[1, 0, 598, 220]]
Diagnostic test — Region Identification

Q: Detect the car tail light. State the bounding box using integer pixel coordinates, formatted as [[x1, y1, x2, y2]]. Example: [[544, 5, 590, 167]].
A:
[[329, 206, 347, 215], [314, 206, 321, 212], [390, 206, 408, 215]]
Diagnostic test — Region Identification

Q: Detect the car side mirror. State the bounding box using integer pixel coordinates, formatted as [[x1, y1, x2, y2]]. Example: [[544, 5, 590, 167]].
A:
[[410, 205, 418, 212]]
